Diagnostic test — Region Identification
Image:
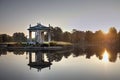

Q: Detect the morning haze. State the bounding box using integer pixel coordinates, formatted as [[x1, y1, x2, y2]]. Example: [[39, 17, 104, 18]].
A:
[[0, 0, 120, 35]]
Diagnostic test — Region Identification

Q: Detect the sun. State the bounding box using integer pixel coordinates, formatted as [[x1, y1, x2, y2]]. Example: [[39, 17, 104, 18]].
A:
[[102, 30, 108, 35], [102, 49, 109, 62]]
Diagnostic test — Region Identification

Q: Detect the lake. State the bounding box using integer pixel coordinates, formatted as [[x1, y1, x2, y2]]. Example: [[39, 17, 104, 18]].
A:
[[0, 46, 120, 80]]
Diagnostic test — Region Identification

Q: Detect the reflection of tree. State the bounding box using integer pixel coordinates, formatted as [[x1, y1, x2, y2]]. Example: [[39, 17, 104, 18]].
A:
[[0, 45, 119, 64], [85, 46, 95, 59], [47, 53, 64, 62], [85, 45, 119, 62], [94, 46, 104, 60], [0, 49, 7, 56], [72, 45, 119, 62], [47, 45, 120, 63], [107, 47, 118, 62], [63, 52, 72, 58], [72, 45, 84, 57], [13, 50, 24, 55], [46, 50, 72, 62]]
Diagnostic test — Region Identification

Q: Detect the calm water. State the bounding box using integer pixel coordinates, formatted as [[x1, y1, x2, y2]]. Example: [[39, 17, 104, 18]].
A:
[[0, 46, 120, 80]]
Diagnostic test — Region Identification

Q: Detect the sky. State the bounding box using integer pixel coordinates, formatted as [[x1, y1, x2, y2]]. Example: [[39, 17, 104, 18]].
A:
[[0, 0, 120, 36]]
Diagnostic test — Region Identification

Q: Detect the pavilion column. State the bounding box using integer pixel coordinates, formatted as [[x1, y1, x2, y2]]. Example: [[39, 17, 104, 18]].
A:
[[39, 30, 41, 43], [35, 52, 44, 62], [29, 31, 32, 42], [29, 52, 32, 63], [48, 24, 51, 42], [41, 32, 44, 43], [35, 30, 40, 43], [48, 30, 51, 42], [35, 30, 42, 43]]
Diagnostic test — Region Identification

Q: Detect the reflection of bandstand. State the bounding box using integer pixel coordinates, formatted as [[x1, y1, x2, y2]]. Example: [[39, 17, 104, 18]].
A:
[[28, 52, 52, 71]]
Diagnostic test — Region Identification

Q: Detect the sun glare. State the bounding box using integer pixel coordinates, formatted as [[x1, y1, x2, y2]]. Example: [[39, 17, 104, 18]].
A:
[[102, 30, 108, 35], [102, 49, 109, 62]]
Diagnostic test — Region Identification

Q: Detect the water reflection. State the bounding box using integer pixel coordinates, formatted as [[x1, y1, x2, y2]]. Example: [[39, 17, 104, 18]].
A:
[[0, 46, 120, 80], [28, 52, 52, 72], [26, 49, 73, 71], [102, 49, 109, 62], [0, 45, 120, 64]]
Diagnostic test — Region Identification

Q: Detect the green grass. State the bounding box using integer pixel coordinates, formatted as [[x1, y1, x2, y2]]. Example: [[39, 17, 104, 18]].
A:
[[49, 41, 72, 46], [0, 41, 72, 47]]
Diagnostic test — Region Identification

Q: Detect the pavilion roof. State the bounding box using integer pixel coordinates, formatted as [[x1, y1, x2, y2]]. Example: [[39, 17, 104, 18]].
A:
[[28, 23, 50, 31]]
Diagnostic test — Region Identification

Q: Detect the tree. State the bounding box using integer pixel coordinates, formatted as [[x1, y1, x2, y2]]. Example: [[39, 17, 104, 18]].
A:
[[71, 29, 85, 43], [62, 31, 71, 42], [0, 35, 2, 42], [85, 31, 94, 44], [117, 31, 120, 49], [107, 27, 117, 44], [93, 30, 105, 44], [0, 34, 13, 42], [13, 32, 27, 42], [52, 27, 63, 41]]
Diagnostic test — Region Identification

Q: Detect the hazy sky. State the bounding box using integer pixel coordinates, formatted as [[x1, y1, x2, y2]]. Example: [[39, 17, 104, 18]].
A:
[[0, 0, 120, 36]]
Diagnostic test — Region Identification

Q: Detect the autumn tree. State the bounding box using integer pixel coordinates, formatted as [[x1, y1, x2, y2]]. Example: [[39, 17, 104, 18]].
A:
[[71, 29, 85, 43], [62, 31, 71, 42], [0, 34, 13, 42], [93, 30, 105, 44], [117, 31, 120, 49], [85, 31, 94, 44], [52, 27, 63, 41], [13, 32, 27, 42], [107, 27, 117, 44]]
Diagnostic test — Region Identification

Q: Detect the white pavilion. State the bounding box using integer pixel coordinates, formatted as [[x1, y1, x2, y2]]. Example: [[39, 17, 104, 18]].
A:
[[28, 23, 51, 44]]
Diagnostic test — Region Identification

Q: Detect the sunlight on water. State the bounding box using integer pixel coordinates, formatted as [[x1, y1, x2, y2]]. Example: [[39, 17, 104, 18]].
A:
[[102, 49, 109, 62]]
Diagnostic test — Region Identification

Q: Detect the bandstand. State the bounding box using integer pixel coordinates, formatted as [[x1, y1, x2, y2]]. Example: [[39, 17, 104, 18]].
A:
[[28, 23, 51, 44]]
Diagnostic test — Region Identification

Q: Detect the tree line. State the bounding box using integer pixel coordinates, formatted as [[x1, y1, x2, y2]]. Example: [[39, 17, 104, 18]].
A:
[[0, 26, 120, 47], [0, 32, 27, 42], [45, 26, 120, 48]]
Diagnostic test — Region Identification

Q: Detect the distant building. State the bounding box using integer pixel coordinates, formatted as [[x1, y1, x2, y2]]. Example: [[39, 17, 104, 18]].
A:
[[28, 23, 51, 44]]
